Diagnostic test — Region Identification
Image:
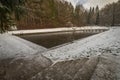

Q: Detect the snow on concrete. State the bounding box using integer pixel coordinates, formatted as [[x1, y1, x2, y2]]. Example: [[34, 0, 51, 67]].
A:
[[8, 26, 109, 35], [0, 34, 52, 80], [0, 34, 47, 59], [11, 35, 47, 52], [91, 53, 120, 80], [31, 51, 120, 80], [42, 27, 120, 63]]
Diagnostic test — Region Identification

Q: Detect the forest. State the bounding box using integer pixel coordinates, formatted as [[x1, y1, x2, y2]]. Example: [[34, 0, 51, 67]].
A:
[[0, 0, 120, 30]]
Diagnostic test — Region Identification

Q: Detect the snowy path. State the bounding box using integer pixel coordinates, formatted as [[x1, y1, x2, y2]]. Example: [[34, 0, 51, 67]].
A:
[[42, 27, 120, 63]]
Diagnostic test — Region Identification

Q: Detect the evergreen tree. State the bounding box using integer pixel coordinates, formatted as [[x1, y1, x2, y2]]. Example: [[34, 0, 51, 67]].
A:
[[111, 3, 115, 26], [0, 0, 26, 33], [73, 4, 85, 27], [91, 7, 96, 25], [87, 7, 92, 25], [100, 1, 120, 26], [95, 5, 100, 25]]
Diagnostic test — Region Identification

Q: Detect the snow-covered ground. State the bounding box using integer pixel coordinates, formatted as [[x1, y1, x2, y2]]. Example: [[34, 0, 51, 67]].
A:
[[8, 26, 109, 35], [42, 27, 120, 63], [0, 27, 119, 80], [0, 34, 52, 80], [0, 34, 47, 59]]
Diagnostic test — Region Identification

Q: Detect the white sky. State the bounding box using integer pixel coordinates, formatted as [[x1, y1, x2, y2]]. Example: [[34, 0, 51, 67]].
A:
[[65, 0, 118, 9]]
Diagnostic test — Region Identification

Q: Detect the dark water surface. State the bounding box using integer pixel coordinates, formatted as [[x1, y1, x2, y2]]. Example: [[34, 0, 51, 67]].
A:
[[19, 32, 96, 48]]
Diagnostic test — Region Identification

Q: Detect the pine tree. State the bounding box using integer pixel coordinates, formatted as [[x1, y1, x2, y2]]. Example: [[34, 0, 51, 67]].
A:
[[87, 7, 92, 25], [0, 0, 26, 33], [95, 5, 100, 25], [111, 3, 115, 26]]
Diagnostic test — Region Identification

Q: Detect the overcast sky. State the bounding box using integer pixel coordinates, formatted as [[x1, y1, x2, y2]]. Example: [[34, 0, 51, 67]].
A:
[[65, 0, 118, 9]]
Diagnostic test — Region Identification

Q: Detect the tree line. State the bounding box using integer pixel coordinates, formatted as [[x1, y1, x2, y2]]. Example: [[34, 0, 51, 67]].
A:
[[100, 0, 120, 26], [17, 0, 74, 29], [0, 0, 120, 32], [0, 0, 26, 33]]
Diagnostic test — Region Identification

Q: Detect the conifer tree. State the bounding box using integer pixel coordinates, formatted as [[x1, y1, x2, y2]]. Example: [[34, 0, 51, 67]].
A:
[[95, 5, 100, 25], [112, 3, 115, 26], [87, 7, 92, 25], [0, 0, 26, 33]]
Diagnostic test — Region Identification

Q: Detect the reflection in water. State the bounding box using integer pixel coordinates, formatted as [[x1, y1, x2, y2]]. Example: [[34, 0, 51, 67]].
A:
[[19, 32, 96, 48]]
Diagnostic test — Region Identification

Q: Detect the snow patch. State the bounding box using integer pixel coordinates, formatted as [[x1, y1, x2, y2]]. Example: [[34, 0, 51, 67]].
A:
[[0, 34, 47, 59], [42, 27, 120, 63]]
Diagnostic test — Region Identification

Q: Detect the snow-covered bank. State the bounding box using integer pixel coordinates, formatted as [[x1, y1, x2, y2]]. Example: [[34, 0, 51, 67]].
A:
[[0, 34, 52, 80], [42, 27, 120, 62], [0, 34, 47, 59], [30, 27, 120, 80]]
